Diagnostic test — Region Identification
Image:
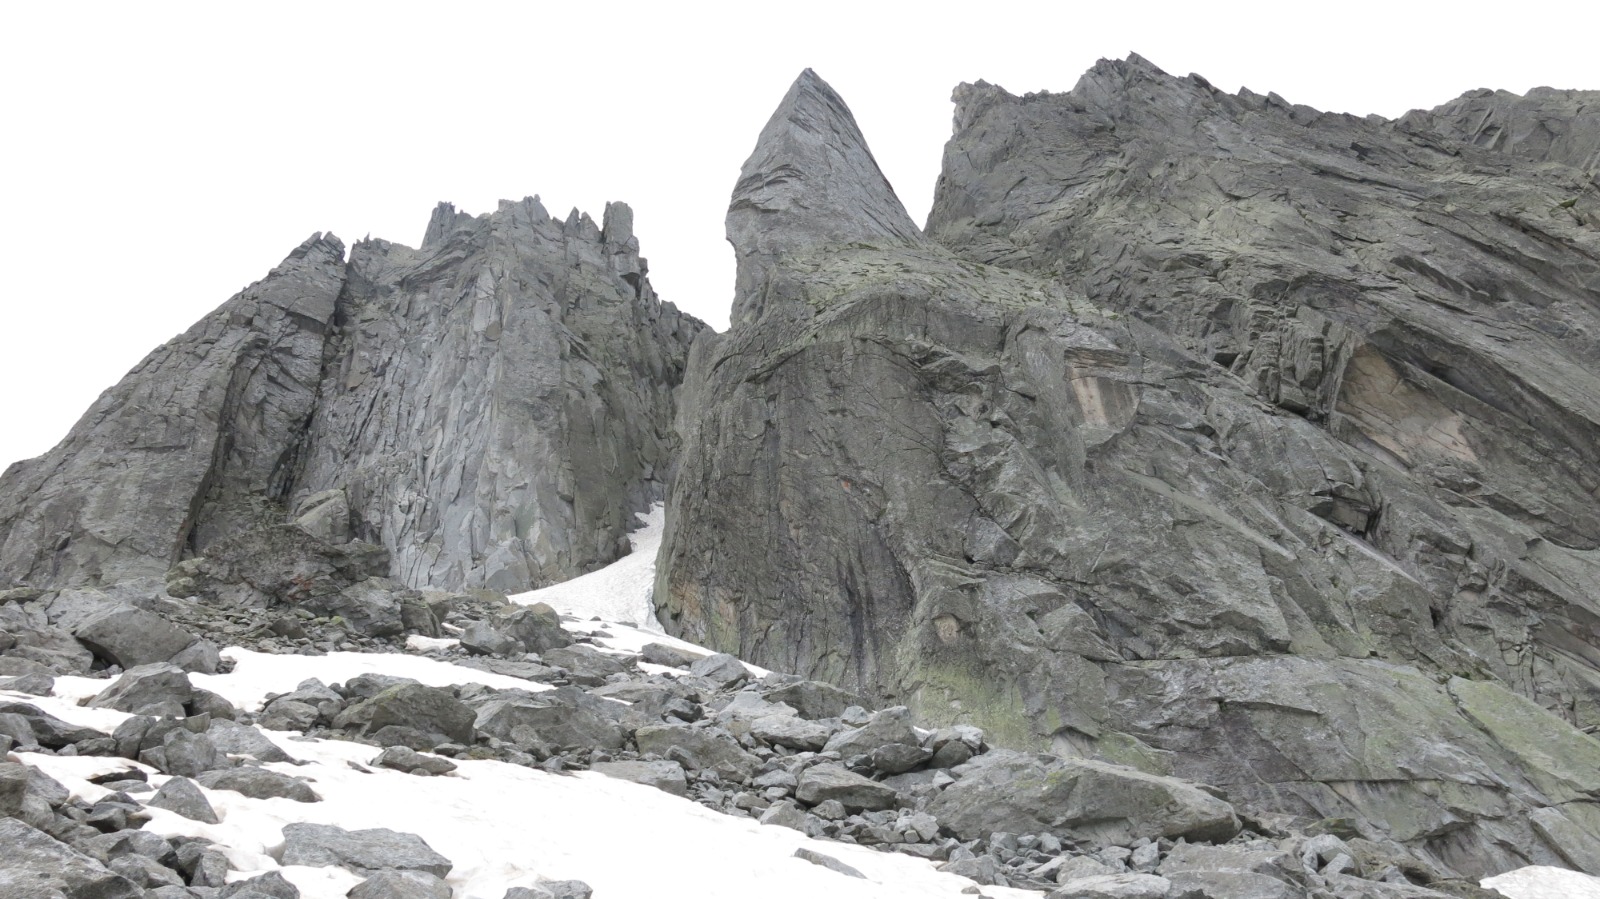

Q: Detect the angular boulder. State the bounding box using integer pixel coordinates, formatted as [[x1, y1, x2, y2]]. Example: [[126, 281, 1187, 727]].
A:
[[72, 606, 200, 671], [929, 750, 1240, 846], [146, 776, 220, 824], [474, 688, 624, 751], [500, 603, 572, 654], [795, 762, 900, 813], [634, 723, 760, 781], [333, 683, 475, 747], [280, 822, 452, 878], [588, 760, 689, 797], [0, 817, 142, 899], [197, 767, 319, 803], [88, 663, 195, 716]]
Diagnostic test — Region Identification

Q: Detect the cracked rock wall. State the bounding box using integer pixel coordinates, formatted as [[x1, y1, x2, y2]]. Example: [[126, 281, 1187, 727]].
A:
[[656, 65, 1600, 879], [0, 199, 703, 594]]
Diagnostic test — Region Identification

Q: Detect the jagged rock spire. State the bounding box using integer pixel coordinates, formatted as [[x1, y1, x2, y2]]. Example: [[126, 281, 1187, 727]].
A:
[[727, 69, 924, 324]]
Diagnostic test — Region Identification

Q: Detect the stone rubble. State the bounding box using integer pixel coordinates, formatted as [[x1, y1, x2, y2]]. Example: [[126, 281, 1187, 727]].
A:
[[0, 577, 1514, 897]]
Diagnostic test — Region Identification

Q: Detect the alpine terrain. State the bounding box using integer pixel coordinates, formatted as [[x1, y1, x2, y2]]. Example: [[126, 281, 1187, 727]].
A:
[[3, 56, 1599, 899]]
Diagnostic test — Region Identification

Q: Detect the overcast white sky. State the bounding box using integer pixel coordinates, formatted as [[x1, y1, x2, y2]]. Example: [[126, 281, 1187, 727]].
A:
[[2, 1, 1594, 470]]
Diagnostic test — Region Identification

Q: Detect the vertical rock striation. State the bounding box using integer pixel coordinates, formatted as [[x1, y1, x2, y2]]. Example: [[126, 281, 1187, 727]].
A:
[[294, 197, 703, 591], [0, 199, 703, 594], [658, 66, 1600, 878], [0, 234, 347, 587]]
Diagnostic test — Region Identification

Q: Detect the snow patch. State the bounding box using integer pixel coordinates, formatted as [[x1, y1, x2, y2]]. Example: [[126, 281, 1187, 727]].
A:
[[510, 504, 665, 630], [1483, 865, 1600, 899]]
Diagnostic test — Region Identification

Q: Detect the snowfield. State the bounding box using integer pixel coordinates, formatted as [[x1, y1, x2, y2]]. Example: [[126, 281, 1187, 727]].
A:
[[4, 506, 1598, 898]]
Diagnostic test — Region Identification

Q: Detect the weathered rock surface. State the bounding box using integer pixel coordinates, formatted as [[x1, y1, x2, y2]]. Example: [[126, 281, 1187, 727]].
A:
[[588, 759, 689, 797], [927, 749, 1240, 845], [292, 198, 703, 592], [146, 777, 220, 824], [658, 65, 1600, 880], [1, 199, 703, 597], [0, 817, 142, 899], [1402, 86, 1600, 176], [346, 871, 453, 899], [474, 689, 624, 752], [0, 235, 347, 589], [634, 723, 760, 781], [334, 683, 476, 748], [794, 763, 900, 812], [279, 822, 452, 878], [71, 607, 203, 671], [196, 767, 319, 803]]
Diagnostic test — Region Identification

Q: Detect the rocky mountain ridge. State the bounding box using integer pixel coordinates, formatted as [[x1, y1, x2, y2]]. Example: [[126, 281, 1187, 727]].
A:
[[0, 198, 704, 595], [2, 54, 1599, 897], [657, 62, 1600, 882]]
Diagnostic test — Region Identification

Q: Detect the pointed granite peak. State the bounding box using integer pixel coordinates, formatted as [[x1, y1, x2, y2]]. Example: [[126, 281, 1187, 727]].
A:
[[727, 69, 924, 314]]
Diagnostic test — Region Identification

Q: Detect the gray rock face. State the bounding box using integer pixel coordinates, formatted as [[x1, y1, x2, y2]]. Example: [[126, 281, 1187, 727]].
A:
[[0, 761, 28, 817], [0, 817, 142, 899], [588, 759, 689, 797], [334, 683, 476, 747], [146, 777, 220, 824], [1, 199, 703, 597], [206, 719, 295, 764], [792, 847, 866, 879], [0, 235, 346, 589], [279, 822, 452, 878], [633, 723, 760, 781], [196, 767, 319, 803], [657, 65, 1600, 879], [1401, 86, 1600, 176], [794, 763, 900, 813], [292, 198, 703, 592], [71, 607, 200, 670], [926, 749, 1240, 846], [346, 871, 452, 899], [724, 69, 927, 327], [88, 664, 194, 716], [473, 690, 624, 752], [0, 701, 104, 748], [218, 871, 300, 899]]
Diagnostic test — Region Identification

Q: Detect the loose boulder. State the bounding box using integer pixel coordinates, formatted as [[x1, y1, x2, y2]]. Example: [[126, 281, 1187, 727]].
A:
[[589, 760, 689, 797], [927, 750, 1240, 846], [88, 664, 195, 717], [280, 822, 452, 878], [634, 723, 760, 781], [347, 870, 453, 899], [475, 689, 624, 752], [197, 767, 320, 803], [795, 763, 900, 812], [147, 776, 221, 824], [333, 684, 476, 747], [72, 607, 203, 671], [0, 817, 142, 899]]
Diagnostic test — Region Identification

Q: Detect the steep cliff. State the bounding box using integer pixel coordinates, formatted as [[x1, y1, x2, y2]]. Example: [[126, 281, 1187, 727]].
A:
[[0, 199, 703, 594], [0, 234, 347, 587], [657, 66, 1600, 878], [294, 198, 703, 591], [923, 55, 1600, 730]]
